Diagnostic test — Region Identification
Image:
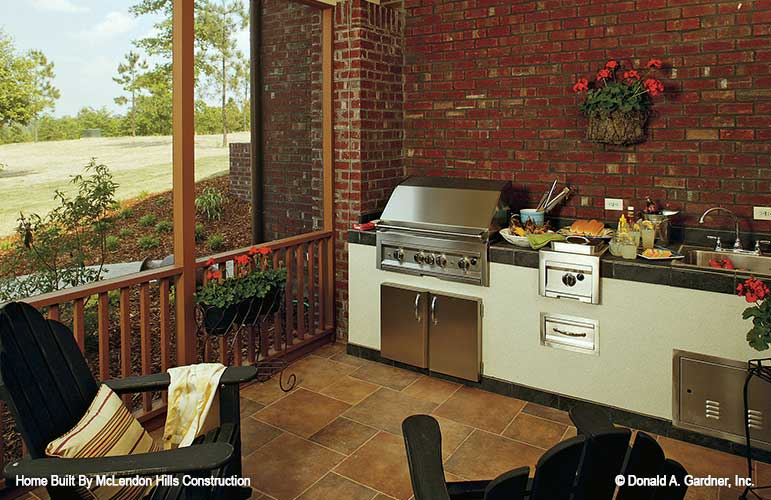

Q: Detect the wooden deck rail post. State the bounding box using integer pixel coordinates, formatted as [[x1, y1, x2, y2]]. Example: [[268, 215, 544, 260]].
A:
[[172, 0, 197, 366]]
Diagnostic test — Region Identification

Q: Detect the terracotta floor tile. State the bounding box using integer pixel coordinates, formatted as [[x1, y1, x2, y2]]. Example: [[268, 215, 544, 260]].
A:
[[243, 433, 344, 500], [241, 375, 295, 406], [562, 426, 578, 441], [289, 355, 358, 391], [331, 351, 369, 367], [434, 386, 525, 434], [402, 376, 461, 405], [335, 431, 415, 500], [373, 495, 397, 500], [344, 387, 437, 435], [503, 413, 568, 450], [444, 429, 542, 481], [297, 472, 377, 500], [521, 402, 573, 426], [255, 388, 350, 438], [430, 415, 474, 460], [241, 397, 265, 419], [320, 376, 380, 405], [310, 417, 378, 455], [241, 416, 283, 455], [350, 363, 421, 391], [311, 342, 347, 359]]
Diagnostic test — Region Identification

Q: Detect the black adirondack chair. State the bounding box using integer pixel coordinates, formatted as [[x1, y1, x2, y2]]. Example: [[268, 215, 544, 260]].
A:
[[0, 301, 258, 500], [569, 404, 689, 500], [402, 414, 633, 500]]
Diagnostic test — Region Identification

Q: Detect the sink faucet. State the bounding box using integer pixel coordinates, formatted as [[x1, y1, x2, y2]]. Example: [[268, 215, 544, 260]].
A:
[[698, 207, 742, 251]]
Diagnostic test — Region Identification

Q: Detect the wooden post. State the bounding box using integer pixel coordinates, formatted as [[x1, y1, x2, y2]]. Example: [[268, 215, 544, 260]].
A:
[[172, 0, 197, 366], [322, 7, 336, 333]]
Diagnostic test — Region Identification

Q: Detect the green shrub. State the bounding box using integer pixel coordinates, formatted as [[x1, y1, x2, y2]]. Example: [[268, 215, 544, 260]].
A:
[[155, 220, 173, 233], [195, 187, 226, 221], [156, 197, 169, 207], [0, 238, 14, 252], [105, 235, 119, 252], [138, 214, 157, 227], [207, 233, 225, 252], [117, 207, 133, 219], [138, 235, 160, 250], [118, 228, 133, 238], [195, 223, 206, 243], [137, 190, 150, 200]]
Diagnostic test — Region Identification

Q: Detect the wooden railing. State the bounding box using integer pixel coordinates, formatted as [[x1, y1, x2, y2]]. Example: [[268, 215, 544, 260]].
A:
[[1, 230, 335, 483]]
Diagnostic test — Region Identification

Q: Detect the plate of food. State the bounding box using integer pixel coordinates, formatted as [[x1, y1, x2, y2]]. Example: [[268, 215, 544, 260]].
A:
[[638, 247, 684, 260], [558, 219, 614, 240], [501, 217, 553, 247]]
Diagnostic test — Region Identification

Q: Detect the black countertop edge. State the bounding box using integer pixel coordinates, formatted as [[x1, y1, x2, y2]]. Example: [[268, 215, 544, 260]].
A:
[[346, 343, 771, 464], [348, 229, 766, 297]]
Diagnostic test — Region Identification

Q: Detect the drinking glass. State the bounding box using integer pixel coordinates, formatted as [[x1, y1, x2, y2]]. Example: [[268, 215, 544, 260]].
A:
[[641, 224, 656, 250]]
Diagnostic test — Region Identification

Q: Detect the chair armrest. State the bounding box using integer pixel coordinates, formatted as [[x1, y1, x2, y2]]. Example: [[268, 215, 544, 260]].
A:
[[568, 404, 616, 438], [4, 442, 233, 481], [446, 480, 491, 499], [105, 366, 258, 395], [484, 467, 529, 500]]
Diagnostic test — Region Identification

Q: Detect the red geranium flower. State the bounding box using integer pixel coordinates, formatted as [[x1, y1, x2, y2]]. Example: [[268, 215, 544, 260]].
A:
[[258, 247, 272, 255], [572, 78, 589, 93], [205, 258, 215, 266], [596, 68, 611, 80], [605, 60, 618, 70], [643, 78, 664, 96], [737, 278, 769, 302], [623, 70, 640, 80], [647, 58, 662, 69], [248, 246, 259, 256], [206, 270, 222, 281], [235, 255, 250, 266]]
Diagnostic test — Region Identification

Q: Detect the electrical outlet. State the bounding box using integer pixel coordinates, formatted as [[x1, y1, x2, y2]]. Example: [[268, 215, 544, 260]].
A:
[[754, 207, 771, 220], [604, 198, 623, 211]]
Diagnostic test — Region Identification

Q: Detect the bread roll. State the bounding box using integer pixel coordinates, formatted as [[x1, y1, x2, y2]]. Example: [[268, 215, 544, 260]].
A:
[[569, 219, 605, 235]]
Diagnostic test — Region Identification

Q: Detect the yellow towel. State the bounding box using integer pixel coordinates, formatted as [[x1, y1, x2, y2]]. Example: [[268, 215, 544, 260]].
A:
[[163, 363, 226, 449]]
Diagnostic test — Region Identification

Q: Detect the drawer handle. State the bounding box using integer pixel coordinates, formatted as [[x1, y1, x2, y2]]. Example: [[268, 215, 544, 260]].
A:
[[553, 327, 587, 338], [414, 294, 422, 322]]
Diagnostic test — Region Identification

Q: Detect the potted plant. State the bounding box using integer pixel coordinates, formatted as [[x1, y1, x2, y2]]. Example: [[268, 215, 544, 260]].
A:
[[196, 247, 286, 335], [572, 59, 665, 145], [736, 277, 771, 351]]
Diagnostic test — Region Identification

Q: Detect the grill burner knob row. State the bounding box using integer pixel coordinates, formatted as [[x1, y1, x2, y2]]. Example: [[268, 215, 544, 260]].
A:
[[436, 255, 447, 268]]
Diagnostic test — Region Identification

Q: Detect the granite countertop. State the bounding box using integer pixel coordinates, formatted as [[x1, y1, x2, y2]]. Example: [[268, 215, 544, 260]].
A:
[[348, 229, 761, 296]]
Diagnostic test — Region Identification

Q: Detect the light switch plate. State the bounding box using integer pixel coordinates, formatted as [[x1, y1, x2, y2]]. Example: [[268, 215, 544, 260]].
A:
[[754, 207, 771, 220], [604, 198, 623, 211]]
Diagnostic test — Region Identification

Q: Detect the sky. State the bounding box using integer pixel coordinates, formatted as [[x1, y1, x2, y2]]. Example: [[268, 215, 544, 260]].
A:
[[0, 0, 250, 118]]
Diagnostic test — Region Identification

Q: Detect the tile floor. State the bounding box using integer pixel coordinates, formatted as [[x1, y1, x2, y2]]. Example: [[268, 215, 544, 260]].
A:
[[16, 342, 771, 500]]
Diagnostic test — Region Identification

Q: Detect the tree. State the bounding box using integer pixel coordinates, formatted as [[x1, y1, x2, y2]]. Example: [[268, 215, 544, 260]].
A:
[[27, 50, 60, 142], [113, 51, 148, 137], [0, 29, 35, 128], [231, 55, 250, 131], [200, 0, 248, 147]]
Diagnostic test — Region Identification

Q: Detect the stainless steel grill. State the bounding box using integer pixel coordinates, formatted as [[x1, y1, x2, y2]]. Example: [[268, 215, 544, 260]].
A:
[[376, 177, 513, 286]]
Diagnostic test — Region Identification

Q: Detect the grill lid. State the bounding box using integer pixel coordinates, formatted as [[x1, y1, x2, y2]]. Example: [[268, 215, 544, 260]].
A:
[[379, 176, 512, 239]]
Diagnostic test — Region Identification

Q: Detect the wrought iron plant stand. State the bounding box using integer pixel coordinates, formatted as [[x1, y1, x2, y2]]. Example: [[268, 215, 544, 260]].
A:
[[740, 357, 771, 500]]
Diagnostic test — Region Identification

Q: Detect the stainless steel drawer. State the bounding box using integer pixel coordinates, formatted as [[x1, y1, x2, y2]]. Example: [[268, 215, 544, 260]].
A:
[[541, 313, 599, 355]]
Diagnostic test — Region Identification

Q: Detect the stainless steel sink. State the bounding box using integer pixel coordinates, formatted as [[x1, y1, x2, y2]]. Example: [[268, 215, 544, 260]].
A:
[[674, 245, 771, 276]]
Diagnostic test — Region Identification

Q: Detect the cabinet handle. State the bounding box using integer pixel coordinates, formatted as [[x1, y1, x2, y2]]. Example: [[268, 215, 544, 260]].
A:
[[553, 327, 587, 338], [430, 296, 438, 326], [414, 293, 421, 322]]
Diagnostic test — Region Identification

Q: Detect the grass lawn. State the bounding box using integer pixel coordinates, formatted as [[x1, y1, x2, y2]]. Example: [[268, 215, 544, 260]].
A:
[[0, 132, 249, 236]]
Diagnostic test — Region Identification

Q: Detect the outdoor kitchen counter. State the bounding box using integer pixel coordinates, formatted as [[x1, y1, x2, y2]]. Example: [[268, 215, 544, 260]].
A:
[[348, 229, 747, 296]]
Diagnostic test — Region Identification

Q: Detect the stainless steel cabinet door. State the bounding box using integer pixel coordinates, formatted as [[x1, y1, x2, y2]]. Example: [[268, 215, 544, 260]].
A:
[[380, 284, 428, 368], [428, 293, 481, 382]]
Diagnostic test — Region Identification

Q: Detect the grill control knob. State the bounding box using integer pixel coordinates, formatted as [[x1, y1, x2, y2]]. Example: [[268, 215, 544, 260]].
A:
[[392, 249, 404, 262], [458, 258, 471, 271], [576, 273, 585, 281], [562, 273, 577, 287], [425, 254, 436, 265], [437, 255, 448, 268], [470, 257, 478, 266], [415, 252, 426, 264]]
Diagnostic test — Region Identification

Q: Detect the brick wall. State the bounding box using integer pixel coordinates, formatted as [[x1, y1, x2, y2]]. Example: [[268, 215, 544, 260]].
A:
[[334, 0, 405, 336], [229, 143, 251, 202], [391, 0, 771, 232]]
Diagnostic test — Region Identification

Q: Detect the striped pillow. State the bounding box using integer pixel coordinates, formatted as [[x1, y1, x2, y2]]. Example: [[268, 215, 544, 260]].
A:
[[46, 385, 159, 500]]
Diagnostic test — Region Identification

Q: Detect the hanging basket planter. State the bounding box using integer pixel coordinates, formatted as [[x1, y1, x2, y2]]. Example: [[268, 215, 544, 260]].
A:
[[586, 110, 648, 146]]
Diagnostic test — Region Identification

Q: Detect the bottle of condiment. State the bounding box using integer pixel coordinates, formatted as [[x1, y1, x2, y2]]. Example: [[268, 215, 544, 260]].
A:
[[617, 214, 628, 234], [626, 206, 636, 224]]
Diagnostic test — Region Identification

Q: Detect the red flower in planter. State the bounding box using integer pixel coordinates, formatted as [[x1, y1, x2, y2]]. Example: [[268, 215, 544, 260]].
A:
[[647, 58, 662, 69], [572, 78, 589, 93], [738, 278, 770, 303], [248, 246, 259, 256], [235, 255, 250, 266], [596, 68, 612, 80], [206, 270, 222, 281], [643, 78, 664, 96], [605, 60, 618, 70], [205, 258, 215, 266], [623, 70, 640, 80]]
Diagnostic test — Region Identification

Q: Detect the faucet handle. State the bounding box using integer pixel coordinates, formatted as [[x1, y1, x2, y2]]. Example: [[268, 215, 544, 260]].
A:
[[707, 235, 723, 251], [755, 240, 771, 255]]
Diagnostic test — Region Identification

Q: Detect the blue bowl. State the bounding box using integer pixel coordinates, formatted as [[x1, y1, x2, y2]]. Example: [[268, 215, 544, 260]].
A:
[[520, 209, 545, 226]]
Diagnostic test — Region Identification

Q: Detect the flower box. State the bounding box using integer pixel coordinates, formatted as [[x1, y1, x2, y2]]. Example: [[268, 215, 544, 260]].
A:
[[586, 110, 648, 146]]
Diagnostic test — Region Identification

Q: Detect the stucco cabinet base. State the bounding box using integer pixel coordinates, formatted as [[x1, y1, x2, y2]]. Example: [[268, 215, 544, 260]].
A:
[[348, 242, 758, 421]]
